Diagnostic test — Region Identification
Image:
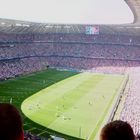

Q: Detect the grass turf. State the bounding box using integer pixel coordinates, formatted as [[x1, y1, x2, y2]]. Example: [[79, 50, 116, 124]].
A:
[[18, 70, 124, 139], [0, 68, 78, 139]]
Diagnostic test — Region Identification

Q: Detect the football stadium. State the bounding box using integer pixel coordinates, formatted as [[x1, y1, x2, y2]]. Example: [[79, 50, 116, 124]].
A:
[[0, 0, 140, 140]]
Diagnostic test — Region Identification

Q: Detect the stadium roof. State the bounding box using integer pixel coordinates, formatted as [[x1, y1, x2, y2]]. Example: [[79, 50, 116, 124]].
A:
[[0, 0, 134, 24], [0, 0, 139, 35]]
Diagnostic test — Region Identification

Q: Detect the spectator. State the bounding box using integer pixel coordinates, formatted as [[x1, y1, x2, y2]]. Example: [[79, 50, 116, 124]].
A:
[[0, 103, 24, 140], [100, 120, 135, 140]]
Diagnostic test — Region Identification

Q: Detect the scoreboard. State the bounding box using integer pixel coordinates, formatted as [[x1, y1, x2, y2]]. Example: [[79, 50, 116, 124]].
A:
[[85, 26, 99, 35]]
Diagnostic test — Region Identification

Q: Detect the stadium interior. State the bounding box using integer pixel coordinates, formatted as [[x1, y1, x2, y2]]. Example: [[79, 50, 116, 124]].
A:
[[0, 0, 140, 140]]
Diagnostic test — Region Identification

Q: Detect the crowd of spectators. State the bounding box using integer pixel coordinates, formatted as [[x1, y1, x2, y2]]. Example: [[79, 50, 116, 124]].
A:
[[38, 43, 140, 60], [0, 33, 140, 44], [1, 33, 140, 139], [120, 67, 140, 135], [0, 35, 140, 79], [1, 43, 140, 61], [0, 57, 48, 80], [24, 131, 50, 140]]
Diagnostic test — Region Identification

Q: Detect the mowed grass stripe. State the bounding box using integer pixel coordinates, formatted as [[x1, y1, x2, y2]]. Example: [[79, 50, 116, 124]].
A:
[[48, 75, 124, 139], [21, 73, 124, 139], [0, 69, 78, 138], [21, 73, 103, 125], [88, 75, 124, 140]]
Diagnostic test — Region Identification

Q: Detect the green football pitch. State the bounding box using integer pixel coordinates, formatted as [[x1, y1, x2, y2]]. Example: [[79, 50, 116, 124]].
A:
[[0, 69, 125, 140]]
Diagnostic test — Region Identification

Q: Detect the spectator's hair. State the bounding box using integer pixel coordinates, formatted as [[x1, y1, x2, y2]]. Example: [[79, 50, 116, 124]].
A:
[[100, 120, 135, 140], [0, 103, 24, 140]]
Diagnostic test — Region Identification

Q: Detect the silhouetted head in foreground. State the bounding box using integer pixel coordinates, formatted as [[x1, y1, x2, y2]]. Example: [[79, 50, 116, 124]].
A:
[[0, 103, 24, 140], [100, 120, 135, 140]]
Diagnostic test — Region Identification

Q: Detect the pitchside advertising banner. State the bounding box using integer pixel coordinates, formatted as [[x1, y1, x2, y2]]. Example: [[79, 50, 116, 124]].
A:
[[85, 26, 99, 35]]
